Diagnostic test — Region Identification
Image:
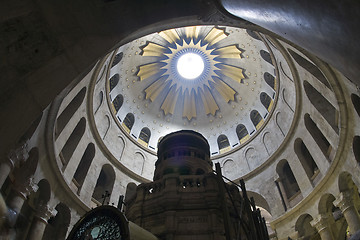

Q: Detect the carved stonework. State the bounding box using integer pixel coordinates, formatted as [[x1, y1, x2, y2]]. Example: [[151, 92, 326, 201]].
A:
[[6, 141, 29, 168], [310, 213, 334, 233], [334, 190, 354, 212], [12, 176, 38, 198], [34, 203, 57, 223]]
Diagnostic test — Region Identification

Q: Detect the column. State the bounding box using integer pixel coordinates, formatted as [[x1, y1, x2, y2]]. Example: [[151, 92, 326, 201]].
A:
[[334, 189, 360, 235], [310, 213, 335, 240], [6, 177, 38, 227], [0, 143, 29, 188], [27, 204, 57, 240], [275, 176, 290, 210]]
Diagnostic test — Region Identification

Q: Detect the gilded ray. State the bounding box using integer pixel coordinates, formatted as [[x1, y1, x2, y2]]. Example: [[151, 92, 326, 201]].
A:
[[161, 85, 179, 115], [204, 28, 228, 46], [212, 77, 236, 102], [256, 119, 265, 130], [142, 43, 167, 57], [137, 63, 164, 81], [213, 45, 242, 59], [159, 29, 180, 44], [145, 77, 169, 101], [183, 89, 197, 120], [218, 64, 245, 83], [185, 26, 200, 39], [199, 87, 219, 115]]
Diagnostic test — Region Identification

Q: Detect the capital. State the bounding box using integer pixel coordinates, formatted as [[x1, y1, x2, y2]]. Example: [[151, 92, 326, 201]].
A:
[[12, 177, 38, 198], [310, 213, 334, 232], [6, 141, 29, 167], [34, 203, 57, 223], [334, 190, 354, 212]]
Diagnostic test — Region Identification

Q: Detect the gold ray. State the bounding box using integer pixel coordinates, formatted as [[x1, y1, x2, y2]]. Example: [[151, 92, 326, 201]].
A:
[[268, 100, 274, 111], [145, 77, 169, 101], [199, 87, 219, 115], [161, 85, 179, 115], [214, 45, 242, 59], [239, 134, 250, 144], [185, 26, 200, 39], [142, 43, 167, 57], [137, 63, 163, 81], [219, 64, 245, 83], [183, 89, 197, 120], [204, 28, 228, 46], [213, 77, 236, 102], [159, 29, 180, 44]]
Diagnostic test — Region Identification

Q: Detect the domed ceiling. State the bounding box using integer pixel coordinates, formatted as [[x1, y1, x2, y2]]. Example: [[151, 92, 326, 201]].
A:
[[107, 25, 278, 155]]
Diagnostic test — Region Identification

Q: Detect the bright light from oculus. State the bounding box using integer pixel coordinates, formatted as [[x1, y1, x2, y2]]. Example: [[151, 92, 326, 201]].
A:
[[176, 53, 204, 79]]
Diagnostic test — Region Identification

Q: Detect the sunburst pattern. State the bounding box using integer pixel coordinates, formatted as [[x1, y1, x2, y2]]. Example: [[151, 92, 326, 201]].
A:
[[137, 26, 245, 120]]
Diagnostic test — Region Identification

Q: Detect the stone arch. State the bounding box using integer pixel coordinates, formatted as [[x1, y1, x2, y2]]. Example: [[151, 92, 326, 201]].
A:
[[250, 110, 263, 130], [245, 147, 259, 170], [59, 117, 86, 168], [236, 124, 249, 144], [14, 147, 39, 180], [247, 191, 271, 214], [351, 94, 360, 118], [276, 159, 301, 201], [303, 80, 339, 134], [222, 159, 238, 177], [263, 132, 276, 156], [133, 152, 145, 175], [73, 143, 95, 191], [94, 91, 103, 114], [294, 138, 320, 184], [338, 171, 358, 193], [318, 193, 336, 214], [98, 115, 110, 140], [260, 92, 273, 111], [217, 134, 230, 154], [112, 94, 124, 113], [92, 164, 116, 204], [353, 136, 360, 166], [42, 203, 71, 240], [123, 113, 135, 133], [109, 74, 120, 92], [111, 52, 123, 68], [295, 214, 318, 239], [55, 87, 86, 139], [282, 88, 294, 112], [304, 113, 332, 161], [264, 72, 275, 90], [139, 127, 151, 146], [33, 179, 51, 206], [288, 48, 331, 89], [260, 50, 274, 66], [275, 112, 285, 136]]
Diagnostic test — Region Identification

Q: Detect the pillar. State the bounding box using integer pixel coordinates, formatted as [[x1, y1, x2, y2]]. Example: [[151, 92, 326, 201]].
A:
[[27, 204, 57, 240], [310, 213, 335, 240], [6, 177, 38, 227], [0, 143, 29, 188], [334, 189, 360, 235]]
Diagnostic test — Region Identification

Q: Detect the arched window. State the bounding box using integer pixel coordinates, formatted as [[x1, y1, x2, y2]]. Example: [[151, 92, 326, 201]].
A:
[[109, 74, 119, 92], [111, 52, 123, 68], [303, 81, 338, 134], [246, 29, 261, 41], [288, 49, 331, 89], [250, 110, 263, 130], [260, 50, 274, 66], [92, 164, 116, 205], [138, 127, 151, 146], [123, 113, 135, 133], [353, 136, 360, 166], [236, 124, 249, 143], [260, 92, 273, 111], [112, 94, 123, 113], [55, 87, 86, 139], [73, 143, 95, 190], [294, 138, 320, 184], [217, 134, 230, 154], [264, 72, 275, 90], [351, 94, 360, 118], [60, 118, 86, 168], [304, 114, 332, 161], [276, 160, 301, 201]]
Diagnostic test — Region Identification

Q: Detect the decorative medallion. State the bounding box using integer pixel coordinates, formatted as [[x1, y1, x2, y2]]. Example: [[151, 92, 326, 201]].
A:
[[137, 26, 246, 120]]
